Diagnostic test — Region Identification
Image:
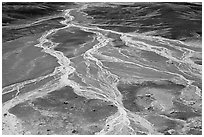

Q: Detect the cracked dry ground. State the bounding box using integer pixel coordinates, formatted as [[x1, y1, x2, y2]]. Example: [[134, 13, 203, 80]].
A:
[[2, 3, 202, 135]]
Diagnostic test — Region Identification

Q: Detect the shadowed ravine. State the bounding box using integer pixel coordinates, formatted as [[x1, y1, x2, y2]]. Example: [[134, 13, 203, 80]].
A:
[[2, 3, 202, 135]]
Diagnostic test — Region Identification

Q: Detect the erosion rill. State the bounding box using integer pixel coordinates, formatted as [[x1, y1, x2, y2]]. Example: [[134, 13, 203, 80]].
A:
[[2, 3, 202, 135]]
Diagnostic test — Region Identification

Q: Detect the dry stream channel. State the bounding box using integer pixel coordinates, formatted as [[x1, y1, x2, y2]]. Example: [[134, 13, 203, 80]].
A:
[[2, 3, 202, 135]]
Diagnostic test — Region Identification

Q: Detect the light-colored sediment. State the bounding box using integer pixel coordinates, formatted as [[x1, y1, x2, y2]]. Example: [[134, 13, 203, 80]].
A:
[[2, 3, 202, 135]]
